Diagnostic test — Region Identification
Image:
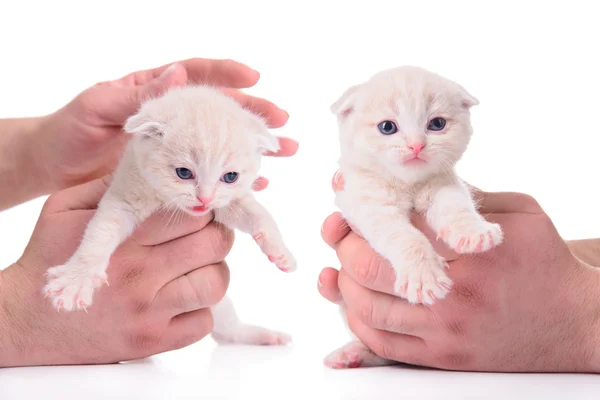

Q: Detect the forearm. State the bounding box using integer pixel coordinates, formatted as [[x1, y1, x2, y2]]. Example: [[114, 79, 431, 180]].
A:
[[568, 238, 600, 268], [0, 117, 48, 211]]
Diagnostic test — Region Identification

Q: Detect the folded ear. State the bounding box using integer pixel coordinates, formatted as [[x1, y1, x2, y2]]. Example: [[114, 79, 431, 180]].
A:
[[123, 113, 165, 138], [250, 116, 280, 154], [456, 84, 479, 109], [330, 84, 361, 118]]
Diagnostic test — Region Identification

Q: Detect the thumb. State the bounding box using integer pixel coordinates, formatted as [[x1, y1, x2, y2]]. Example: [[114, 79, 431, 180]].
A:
[[42, 175, 113, 214]]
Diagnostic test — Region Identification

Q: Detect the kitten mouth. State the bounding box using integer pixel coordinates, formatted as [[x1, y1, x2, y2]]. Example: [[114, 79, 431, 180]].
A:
[[189, 205, 210, 214], [403, 157, 427, 165]]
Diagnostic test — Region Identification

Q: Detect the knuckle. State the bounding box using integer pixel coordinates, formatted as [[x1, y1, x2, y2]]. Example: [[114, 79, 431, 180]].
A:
[[353, 253, 382, 287], [203, 263, 229, 305], [128, 328, 161, 352], [514, 193, 543, 213], [208, 223, 234, 259], [356, 298, 376, 327], [451, 282, 485, 307]]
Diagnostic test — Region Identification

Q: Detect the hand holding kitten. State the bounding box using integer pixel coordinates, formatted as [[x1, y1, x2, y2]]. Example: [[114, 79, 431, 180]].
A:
[[319, 181, 600, 372], [0, 177, 232, 367], [29, 58, 296, 194]]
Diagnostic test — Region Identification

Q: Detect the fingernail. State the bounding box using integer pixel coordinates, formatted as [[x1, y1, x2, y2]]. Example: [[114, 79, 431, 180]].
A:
[[333, 170, 341, 186], [157, 63, 179, 82], [318, 277, 324, 288]]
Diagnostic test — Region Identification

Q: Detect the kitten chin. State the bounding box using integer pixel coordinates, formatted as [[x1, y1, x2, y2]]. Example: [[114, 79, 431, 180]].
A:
[[325, 66, 501, 370]]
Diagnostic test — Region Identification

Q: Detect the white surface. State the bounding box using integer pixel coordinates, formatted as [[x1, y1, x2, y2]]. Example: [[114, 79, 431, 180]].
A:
[[1, 0, 600, 398]]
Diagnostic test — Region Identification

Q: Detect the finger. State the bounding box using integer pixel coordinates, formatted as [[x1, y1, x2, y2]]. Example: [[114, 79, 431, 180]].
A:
[[156, 308, 214, 354], [145, 222, 233, 283], [99, 63, 189, 125], [115, 58, 260, 89], [331, 170, 344, 192], [219, 88, 289, 128], [318, 267, 342, 304], [252, 177, 269, 191], [264, 137, 299, 157], [153, 261, 230, 316], [477, 191, 543, 215], [177, 58, 260, 88], [132, 209, 215, 246], [42, 175, 112, 214], [321, 212, 351, 248], [346, 311, 431, 367], [338, 269, 431, 335]]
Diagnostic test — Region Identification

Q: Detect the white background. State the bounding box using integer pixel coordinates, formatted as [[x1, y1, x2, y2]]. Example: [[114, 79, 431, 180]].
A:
[[1, 0, 599, 398]]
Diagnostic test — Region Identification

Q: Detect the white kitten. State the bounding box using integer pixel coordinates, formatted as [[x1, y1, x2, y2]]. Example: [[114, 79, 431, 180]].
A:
[[325, 66, 503, 368], [43, 85, 296, 345]]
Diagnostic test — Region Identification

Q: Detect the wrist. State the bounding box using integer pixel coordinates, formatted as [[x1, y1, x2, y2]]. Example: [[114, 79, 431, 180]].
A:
[[0, 263, 35, 368], [0, 116, 52, 210]]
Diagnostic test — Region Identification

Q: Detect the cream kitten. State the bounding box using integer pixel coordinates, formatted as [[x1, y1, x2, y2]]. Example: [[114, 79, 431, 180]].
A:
[[325, 66, 503, 368], [43, 85, 296, 345]]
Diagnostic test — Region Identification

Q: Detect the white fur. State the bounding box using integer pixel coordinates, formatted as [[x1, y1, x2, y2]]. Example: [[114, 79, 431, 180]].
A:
[[326, 66, 503, 368], [42, 85, 295, 346]]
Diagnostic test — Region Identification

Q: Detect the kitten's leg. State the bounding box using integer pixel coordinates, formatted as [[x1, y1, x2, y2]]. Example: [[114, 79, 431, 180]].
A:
[[210, 295, 291, 346], [426, 183, 503, 254], [215, 194, 296, 273], [211, 195, 294, 345], [335, 187, 451, 305], [43, 195, 146, 312]]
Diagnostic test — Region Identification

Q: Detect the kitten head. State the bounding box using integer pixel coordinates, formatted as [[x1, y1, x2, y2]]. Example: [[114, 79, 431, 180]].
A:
[[331, 66, 478, 183], [123, 85, 279, 216]]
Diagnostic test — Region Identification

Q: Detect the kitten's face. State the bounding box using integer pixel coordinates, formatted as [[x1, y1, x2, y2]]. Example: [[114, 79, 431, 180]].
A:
[[124, 86, 279, 216], [332, 66, 479, 183]]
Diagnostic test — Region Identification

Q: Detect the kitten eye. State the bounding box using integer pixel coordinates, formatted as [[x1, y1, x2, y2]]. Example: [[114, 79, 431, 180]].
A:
[[377, 121, 398, 135], [428, 117, 446, 131], [221, 172, 239, 184], [175, 167, 194, 180]]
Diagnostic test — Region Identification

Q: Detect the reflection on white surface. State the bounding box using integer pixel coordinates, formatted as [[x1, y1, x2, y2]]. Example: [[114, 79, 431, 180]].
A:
[[2, 337, 599, 400]]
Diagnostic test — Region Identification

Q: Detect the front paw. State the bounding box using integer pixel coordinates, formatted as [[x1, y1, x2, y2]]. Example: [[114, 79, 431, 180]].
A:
[[252, 232, 297, 273], [440, 220, 503, 254], [43, 264, 108, 312], [392, 250, 452, 305]]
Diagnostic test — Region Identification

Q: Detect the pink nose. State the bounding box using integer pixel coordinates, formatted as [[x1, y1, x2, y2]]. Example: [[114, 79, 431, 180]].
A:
[[197, 195, 213, 205], [407, 142, 425, 155]]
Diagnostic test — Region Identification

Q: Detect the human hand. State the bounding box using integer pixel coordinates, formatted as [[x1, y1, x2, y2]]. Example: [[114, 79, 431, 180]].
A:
[[32, 58, 298, 192], [0, 177, 232, 367], [318, 172, 600, 372]]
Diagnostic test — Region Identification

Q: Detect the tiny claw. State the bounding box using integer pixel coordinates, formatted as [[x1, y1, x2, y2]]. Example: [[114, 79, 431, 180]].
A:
[[488, 231, 495, 246]]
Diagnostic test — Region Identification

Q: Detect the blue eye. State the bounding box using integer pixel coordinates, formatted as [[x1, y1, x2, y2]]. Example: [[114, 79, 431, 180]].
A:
[[176, 168, 194, 180], [377, 121, 398, 135], [428, 117, 446, 131], [221, 172, 239, 184], [221, 172, 239, 183]]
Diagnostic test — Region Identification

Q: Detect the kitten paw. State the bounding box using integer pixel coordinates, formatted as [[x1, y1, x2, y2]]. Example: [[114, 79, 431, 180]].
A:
[[212, 324, 292, 346], [43, 264, 108, 312], [393, 253, 452, 305], [324, 341, 395, 369], [440, 221, 503, 254], [253, 231, 297, 273]]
